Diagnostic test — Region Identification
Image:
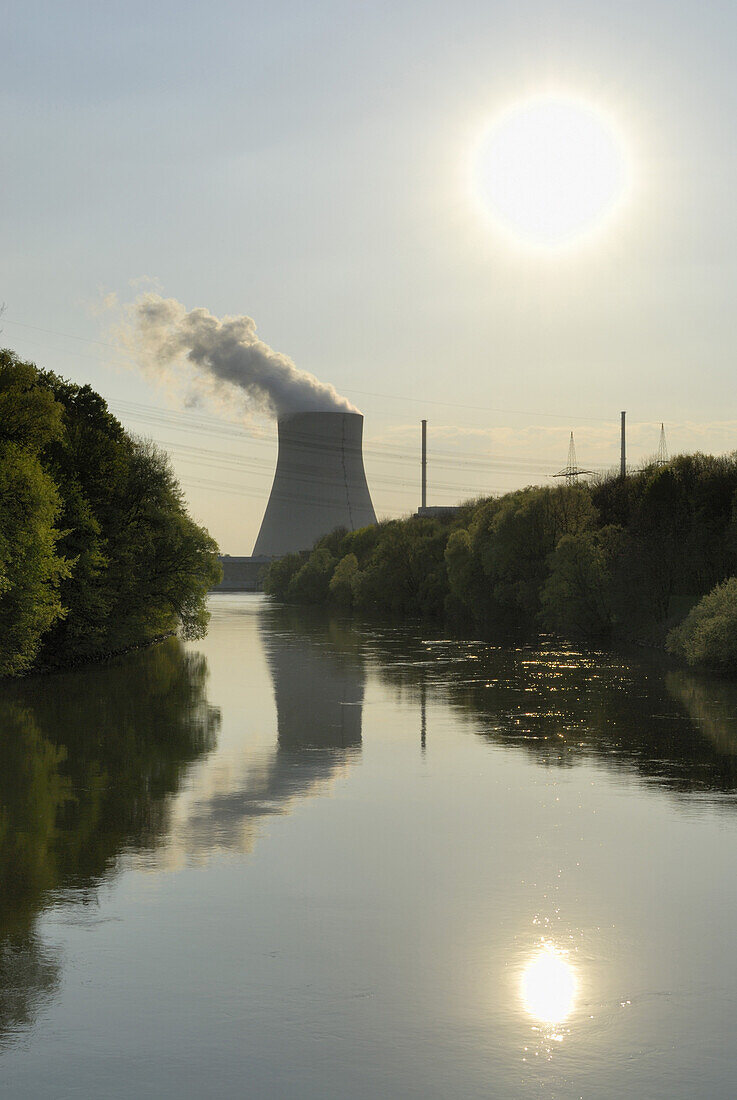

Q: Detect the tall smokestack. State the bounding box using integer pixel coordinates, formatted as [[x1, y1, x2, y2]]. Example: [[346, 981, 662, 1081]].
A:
[[253, 411, 377, 558]]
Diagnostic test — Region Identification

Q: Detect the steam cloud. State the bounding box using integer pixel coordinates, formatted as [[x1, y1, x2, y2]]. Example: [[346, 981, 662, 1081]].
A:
[[126, 294, 358, 419]]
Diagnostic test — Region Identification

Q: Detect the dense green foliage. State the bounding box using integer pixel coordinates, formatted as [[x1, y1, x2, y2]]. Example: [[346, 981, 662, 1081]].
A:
[[0, 350, 221, 675], [265, 515, 453, 619], [540, 526, 623, 639], [666, 578, 737, 672], [264, 454, 737, 667], [0, 358, 70, 674]]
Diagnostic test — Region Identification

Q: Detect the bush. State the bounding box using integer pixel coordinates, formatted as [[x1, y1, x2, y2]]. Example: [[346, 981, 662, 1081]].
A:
[[286, 548, 336, 604], [666, 578, 737, 672], [263, 553, 304, 600], [328, 553, 359, 607]]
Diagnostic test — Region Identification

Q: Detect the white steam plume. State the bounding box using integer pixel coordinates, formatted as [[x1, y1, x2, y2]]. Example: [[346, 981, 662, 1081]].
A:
[[125, 294, 359, 419]]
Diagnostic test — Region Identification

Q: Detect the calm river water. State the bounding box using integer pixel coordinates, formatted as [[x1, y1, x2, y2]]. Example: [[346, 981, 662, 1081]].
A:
[[2, 594, 737, 1098]]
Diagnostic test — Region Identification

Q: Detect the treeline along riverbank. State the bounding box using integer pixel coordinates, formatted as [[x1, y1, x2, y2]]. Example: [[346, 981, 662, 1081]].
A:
[[0, 350, 221, 676], [264, 452, 737, 672]]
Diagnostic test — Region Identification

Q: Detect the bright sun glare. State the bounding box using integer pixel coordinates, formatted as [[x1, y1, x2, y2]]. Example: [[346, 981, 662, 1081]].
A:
[[473, 94, 630, 248], [521, 943, 577, 1024]]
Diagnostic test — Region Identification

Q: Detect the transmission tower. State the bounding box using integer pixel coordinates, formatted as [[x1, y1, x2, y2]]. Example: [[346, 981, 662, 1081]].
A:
[[552, 432, 592, 486], [656, 423, 668, 466]]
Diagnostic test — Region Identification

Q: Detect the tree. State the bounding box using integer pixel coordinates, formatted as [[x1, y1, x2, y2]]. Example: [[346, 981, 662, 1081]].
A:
[[287, 548, 336, 604], [0, 351, 221, 673], [263, 553, 304, 600], [0, 353, 69, 675], [541, 526, 623, 639], [0, 355, 63, 452], [478, 485, 596, 621], [91, 438, 221, 645], [35, 373, 221, 662], [353, 518, 447, 618], [666, 578, 737, 672], [0, 446, 70, 675]]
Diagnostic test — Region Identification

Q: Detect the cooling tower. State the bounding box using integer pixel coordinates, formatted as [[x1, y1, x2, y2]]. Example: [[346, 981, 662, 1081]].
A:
[[253, 411, 377, 558]]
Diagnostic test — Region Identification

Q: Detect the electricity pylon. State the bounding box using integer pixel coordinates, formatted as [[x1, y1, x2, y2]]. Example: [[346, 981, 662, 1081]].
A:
[[552, 432, 592, 486], [656, 423, 668, 466]]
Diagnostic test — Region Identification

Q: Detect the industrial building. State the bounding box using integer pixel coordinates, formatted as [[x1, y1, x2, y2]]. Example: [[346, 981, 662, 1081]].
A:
[[213, 409, 377, 590], [253, 410, 376, 557]]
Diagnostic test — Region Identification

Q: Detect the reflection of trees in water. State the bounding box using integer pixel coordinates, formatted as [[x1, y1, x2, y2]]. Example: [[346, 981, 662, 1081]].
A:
[[366, 631, 737, 796], [6, 608, 735, 1044], [666, 671, 737, 761], [177, 604, 365, 858], [0, 937, 60, 1052], [0, 638, 219, 1041], [0, 608, 365, 1039]]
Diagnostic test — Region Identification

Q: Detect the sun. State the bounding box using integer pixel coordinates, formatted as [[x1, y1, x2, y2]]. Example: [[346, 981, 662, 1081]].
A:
[[472, 94, 631, 248]]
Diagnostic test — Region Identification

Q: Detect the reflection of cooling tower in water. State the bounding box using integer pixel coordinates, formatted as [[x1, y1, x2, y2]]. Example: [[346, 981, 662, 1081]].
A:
[[264, 613, 364, 749], [172, 609, 365, 860], [253, 411, 377, 558]]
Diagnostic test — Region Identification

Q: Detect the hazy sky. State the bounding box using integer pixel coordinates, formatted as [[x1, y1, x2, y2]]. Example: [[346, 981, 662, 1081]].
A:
[[3, 0, 737, 550]]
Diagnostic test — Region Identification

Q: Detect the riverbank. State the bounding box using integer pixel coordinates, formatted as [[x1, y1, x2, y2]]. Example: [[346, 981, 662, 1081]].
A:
[[21, 631, 177, 678], [263, 452, 737, 672]]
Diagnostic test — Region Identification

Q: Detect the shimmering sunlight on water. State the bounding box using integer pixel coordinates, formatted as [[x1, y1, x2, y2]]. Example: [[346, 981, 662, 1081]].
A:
[[1, 593, 737, 1098], [521, 943, 577, 1027]]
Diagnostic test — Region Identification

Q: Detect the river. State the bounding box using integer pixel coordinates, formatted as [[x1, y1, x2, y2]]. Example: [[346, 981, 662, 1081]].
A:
[[1, 593, 736, 1098]]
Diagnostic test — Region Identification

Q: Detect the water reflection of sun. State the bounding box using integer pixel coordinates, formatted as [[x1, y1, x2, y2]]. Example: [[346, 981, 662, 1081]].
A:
[[521, 942, 577, 1025]]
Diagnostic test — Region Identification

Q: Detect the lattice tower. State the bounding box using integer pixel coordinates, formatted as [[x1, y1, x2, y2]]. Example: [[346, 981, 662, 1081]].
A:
[[656, 423, 669, 466], [552, 432, 592, 486]]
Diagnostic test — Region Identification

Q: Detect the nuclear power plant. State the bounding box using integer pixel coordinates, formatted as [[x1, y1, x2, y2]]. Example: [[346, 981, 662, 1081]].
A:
[[252, 410, 377, 558], [134, 297, 379, 586], [214, 410, 377, 589]]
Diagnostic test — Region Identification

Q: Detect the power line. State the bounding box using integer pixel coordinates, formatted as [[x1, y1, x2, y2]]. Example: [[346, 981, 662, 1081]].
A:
[[3, 317, 124, 352], [110, 400, 608, 475], [5, 314, 619, 425], [348, 386, 615, 423], [161, 438, 523, 496], [0, 315, 641, 499]]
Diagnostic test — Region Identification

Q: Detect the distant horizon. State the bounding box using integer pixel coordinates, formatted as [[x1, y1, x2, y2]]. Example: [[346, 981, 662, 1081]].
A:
[[6, 329, 736, 556]]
